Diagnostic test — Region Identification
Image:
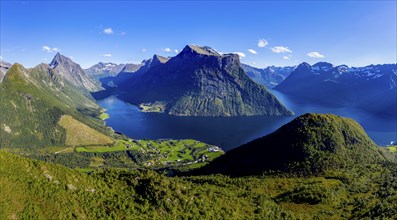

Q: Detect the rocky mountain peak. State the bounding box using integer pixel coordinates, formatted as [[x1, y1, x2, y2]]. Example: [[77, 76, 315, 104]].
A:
[[50, 53, 72, 68], [49, 53, 101, 92], [180, 45, 221, 57], [152, 54, 169, 65]]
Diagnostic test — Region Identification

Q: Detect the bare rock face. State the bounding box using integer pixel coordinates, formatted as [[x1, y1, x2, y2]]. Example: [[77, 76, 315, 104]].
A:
[[114, 45, 293, 116], [50, 53, 101, 92]]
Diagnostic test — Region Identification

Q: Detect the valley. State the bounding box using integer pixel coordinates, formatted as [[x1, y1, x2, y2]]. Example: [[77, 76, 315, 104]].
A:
[[25, 138, 223, 172], [2, 114, 397, 219], [0, 58, 223, 172], [96, 93, 396, 150], [1, 1, 396, 218]]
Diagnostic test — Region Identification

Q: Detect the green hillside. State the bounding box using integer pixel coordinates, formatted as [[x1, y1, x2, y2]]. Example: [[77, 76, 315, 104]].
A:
[[2, 149, 397, 219], [58, 115, 114, 146], [195, 113, 387, 176], [0, 63, 223, 171], [0, 63, 112, 150]]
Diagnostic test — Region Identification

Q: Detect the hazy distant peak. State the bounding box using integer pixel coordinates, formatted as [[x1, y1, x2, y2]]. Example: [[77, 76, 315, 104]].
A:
[[313, 62, 333, 67], [0, 60, 12, 82], [296, 62, 312, 71], [0, 60, 12, 67], [312, 62, 334, 70]]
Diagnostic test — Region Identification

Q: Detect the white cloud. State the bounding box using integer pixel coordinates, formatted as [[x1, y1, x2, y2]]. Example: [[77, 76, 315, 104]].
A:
[[271, 46, 292, 53], [141, 48, 147, 53], [307, 51, 324, 58], [162, 48, 172, 52], [121, 32, 126, 36], [282, 56, 290, 60], [103, 28, 113, 35], [42, 46, 51, 52], [42, 45, 61, 53], [103, 54, 112, 57], [233, 52, 246, 58], [174, 49, 179, 53], [252, 61, 256, 65], [258, 39, 268, 48], [0, 56, 3, 60], [247, 49, 257, 54]]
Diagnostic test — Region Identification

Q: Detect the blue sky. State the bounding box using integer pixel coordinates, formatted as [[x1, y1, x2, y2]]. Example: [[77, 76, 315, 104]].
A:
[[1, 1, 396, 68]]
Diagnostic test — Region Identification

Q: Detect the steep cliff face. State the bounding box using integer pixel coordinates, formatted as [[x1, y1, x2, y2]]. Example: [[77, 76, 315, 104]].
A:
[[115, 45, 293, 116]]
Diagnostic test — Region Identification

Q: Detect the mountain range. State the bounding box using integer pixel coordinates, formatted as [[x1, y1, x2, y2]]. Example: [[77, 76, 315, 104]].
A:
[[1, 49, 397, 218], [107, 45, 293, 116], [275, 62, 397, 116], [84, 62, 126, 80], [242, 64, 295, 88]]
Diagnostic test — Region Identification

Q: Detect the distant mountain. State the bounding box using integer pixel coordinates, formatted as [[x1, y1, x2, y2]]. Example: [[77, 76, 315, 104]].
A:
[[84, 62, 126, 80], [0, 60, 12, 82], [196, 113, 386, 177], [109, 61, 152, 86], [50, 53, 102, 92], [275, 62, 397, 116], [110, 45, 293, 116], [242, 64, 295, 88], [0, 63, 111, 149]]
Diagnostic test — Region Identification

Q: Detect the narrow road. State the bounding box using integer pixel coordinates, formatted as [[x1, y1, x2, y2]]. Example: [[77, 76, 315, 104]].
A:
[[54, 146, 74, 154]]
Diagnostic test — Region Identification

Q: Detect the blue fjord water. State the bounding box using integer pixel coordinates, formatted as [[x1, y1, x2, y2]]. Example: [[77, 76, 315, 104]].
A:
[[97, 91, 397, 151]]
